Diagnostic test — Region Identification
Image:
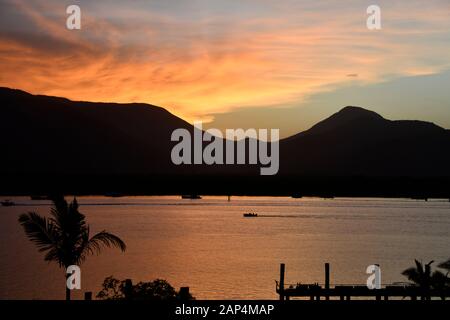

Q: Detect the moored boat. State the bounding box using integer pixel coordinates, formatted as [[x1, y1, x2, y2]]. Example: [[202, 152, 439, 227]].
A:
[[1, 200, 15, 207], [181, 194, 202, 199], [243, 213, 258, 217]]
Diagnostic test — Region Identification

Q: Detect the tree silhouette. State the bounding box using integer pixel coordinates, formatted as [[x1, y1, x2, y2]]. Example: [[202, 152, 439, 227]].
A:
[[402, 259, 448, 300], [96, 276, 195, 300], [18, 196, 126, 300]]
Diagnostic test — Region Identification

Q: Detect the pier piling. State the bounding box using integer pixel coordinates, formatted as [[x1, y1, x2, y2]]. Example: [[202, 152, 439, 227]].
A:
[[325, 263, 330, 300], [279, 263, 285, 301]]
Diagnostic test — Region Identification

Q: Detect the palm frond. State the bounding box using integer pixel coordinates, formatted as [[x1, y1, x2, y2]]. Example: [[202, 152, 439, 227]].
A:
[[438, 259, 450, 271], [401, 267, 420, 285], [414, 259, 424, 275], [86, 231, 127, 254], [49, 196, 68, 228], [18, 212, 59, 253], [431, 270, 449, 288]]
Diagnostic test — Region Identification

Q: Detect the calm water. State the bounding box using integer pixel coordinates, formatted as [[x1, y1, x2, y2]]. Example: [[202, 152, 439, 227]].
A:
[[0, 196, 449, 300]]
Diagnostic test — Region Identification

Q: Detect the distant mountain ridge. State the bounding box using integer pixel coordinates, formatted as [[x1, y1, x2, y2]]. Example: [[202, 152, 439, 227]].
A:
[[280, 105, 450, 177], [0, 87, 194, 176], [1, 87, 450, 184]]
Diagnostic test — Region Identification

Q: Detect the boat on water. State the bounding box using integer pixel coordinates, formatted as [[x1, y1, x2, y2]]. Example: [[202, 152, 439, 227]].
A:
[[243, 213, 258, 217], [1, 200, 15, 207], [181, 195, 202, 199]]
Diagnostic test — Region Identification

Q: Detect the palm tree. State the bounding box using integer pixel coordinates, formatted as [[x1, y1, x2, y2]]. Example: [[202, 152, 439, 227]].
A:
[[437, 258, 450, 292], [18, 196, 126, 300], [402, 259, 448, 299], [438, 258, 450, 272]]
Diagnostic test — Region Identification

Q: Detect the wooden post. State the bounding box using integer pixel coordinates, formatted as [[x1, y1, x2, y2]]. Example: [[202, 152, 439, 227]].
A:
[[279, 263, 285, 301], [84, 292, 92, 300], [325, 263, 330, 301], [179, 287, 190, 301]]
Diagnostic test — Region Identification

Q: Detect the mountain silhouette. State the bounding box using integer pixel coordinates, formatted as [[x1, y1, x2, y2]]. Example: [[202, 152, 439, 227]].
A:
[[0, 87, 194, 176], [281, 106, 450, 177], [291, 106, 385, 137], [1, 87, 450, 195]]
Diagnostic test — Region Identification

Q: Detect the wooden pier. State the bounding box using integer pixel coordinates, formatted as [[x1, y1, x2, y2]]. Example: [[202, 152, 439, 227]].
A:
[[276, 263, 450, 301]]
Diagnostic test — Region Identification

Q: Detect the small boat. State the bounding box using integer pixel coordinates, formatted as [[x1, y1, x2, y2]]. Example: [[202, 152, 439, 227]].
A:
[[181, 195, 202, 199], [1, 200, 15, 207], [243, 213, 258, 217]]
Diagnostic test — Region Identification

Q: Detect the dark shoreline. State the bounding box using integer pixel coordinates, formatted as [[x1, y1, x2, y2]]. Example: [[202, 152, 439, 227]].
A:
[[1, 174, 450, 199]]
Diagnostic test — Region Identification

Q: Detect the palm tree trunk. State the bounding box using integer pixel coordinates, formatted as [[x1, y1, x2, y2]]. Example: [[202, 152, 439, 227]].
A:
[[66, 272, 71, 301]]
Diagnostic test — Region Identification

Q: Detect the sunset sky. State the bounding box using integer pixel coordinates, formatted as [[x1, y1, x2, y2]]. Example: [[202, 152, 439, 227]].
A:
[[1, 0, 449, 137]]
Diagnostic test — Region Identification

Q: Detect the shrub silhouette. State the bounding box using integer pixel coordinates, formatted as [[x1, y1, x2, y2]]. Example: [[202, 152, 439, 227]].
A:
[[97, 276, 194, 300]]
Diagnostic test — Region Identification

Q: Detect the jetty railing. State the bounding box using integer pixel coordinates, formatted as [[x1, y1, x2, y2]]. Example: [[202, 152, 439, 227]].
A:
[[276, 263, 450, 301]]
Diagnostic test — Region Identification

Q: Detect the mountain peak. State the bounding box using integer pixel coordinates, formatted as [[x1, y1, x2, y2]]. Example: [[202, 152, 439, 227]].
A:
[[304, 106, 384, 136], [335, 106, 384, 120]]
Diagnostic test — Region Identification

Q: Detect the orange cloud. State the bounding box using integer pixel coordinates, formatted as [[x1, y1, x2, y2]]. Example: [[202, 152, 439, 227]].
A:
[[1, 0, 449, 123]]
